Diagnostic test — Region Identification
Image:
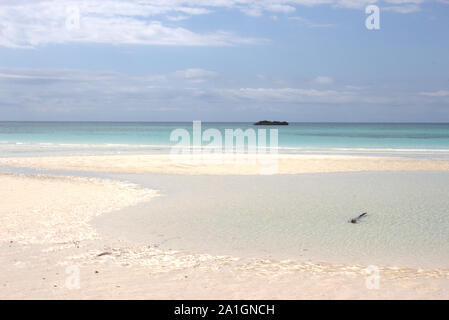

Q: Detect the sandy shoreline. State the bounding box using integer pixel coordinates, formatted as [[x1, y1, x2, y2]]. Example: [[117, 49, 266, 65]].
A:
[[0, 173, 157, 245], [1, 155, 449, 299], [1, 153, 449, 175]]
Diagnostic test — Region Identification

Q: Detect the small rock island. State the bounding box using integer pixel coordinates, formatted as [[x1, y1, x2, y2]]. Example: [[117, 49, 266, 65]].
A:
[[253, 120, 289, 126]]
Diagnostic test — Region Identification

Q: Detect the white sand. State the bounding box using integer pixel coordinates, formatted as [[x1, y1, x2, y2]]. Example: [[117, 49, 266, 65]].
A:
[[3, 234, 449, 299], [1, 154, 449, 175], [0, 173, 157, 245], [1, 156, 449, 299]]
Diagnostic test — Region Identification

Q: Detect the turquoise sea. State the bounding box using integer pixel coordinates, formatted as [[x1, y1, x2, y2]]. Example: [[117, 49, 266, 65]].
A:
[[95, 171, 449, 268], [2, 122, 449, 268], [1, 122, 449, 158]]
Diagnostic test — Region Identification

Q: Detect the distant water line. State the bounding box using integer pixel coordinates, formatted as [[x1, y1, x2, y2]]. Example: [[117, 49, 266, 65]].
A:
[[1, 122, 449, 158]]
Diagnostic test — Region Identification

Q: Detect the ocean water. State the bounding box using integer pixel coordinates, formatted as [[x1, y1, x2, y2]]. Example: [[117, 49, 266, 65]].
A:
[[1, 122, 449, 157], [1, 122, 448, 268], [94, 172, 449, 268]]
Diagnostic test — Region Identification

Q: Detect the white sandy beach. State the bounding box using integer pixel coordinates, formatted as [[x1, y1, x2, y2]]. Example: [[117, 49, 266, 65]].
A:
[[1, 154, 449, 175], [1, 154, 449, 299]]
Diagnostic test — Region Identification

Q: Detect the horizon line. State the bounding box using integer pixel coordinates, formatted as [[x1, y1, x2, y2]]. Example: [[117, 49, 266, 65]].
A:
[[1, 121, 449, 124]]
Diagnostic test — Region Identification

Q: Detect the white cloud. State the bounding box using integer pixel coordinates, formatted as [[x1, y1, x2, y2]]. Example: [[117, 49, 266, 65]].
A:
[[313, 76, 334, 85], [0, 1, 266, 48], [0, 0, 439, 48], [167, 15, 191, 21], [420, 90, 449, 97], [174, 68, 219, 82], [217, 86, 449, 106], [383, 0, 425, 4], [335, 0, 378, 9], [289, 16, 336, 28], [217, 87, 359, 104], [265, 4, 297, 13], [0, 67, 447, 120], [383, 4, 421, 13]]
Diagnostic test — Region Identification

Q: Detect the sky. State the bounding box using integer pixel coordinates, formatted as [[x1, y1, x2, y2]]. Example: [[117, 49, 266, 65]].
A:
[[0, 0, 448, 122]]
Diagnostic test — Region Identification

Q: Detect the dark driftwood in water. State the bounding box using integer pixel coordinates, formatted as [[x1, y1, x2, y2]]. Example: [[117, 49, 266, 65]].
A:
[[97, 252, 112, 257], [350, 212, 367, 224], [253, 120, 289, 126]]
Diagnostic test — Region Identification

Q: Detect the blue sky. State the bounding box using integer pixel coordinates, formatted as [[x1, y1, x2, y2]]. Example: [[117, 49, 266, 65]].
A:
[[0, 0, 448, 122]]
